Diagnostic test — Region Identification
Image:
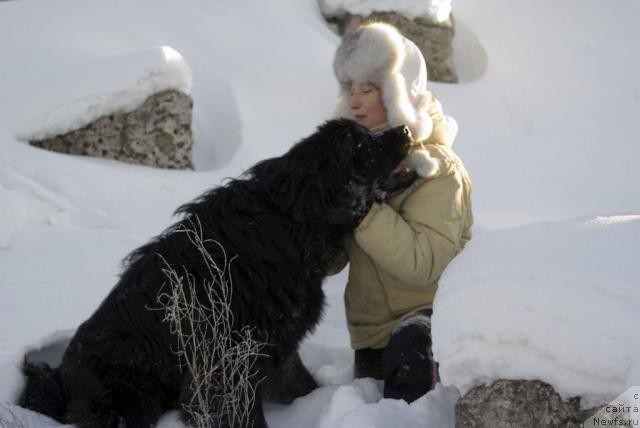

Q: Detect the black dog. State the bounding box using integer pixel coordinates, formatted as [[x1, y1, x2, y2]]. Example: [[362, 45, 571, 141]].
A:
[[18, 119, 417, 428]]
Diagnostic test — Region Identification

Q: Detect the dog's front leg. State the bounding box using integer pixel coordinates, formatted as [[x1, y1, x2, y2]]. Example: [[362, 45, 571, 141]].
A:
[[261, 349, 318, 404]]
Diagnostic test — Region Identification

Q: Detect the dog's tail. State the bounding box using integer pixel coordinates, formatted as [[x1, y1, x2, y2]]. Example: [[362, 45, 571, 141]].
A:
[[18, 359, 66, 421]]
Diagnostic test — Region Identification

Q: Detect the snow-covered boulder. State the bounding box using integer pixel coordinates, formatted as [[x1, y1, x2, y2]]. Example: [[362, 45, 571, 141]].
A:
[[21, 46, 194, 169], [432, 214, 640, 414], [319, 0, 453, 24], [319, 1, 457, 83], [30, 89, 193, 169], [455, 379, 597, 427]]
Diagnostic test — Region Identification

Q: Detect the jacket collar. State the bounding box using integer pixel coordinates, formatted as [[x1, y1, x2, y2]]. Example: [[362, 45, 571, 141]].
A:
[[368, 121, 390, 133]]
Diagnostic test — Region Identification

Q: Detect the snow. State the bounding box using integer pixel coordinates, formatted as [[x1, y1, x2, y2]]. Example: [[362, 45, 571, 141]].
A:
[[319, 0, 453, 24], [0, 0, 639, 426], [432, 214, 640, 408], [266, 379, 458, 428]]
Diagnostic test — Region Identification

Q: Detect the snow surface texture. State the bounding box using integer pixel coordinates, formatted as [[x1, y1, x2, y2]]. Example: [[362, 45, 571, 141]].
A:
[[432, 215, 640, 408], [1, 0, 639, 426], [319, 0, 453, 24]]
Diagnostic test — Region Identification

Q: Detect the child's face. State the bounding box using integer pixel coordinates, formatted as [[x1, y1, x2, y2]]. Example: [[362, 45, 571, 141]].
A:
[[350, 82, 387, 130]]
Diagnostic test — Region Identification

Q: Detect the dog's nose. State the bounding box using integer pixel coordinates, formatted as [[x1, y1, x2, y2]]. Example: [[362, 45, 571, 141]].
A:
[[399, 126, 411, 137], [389, 125, 412, 141], [387, 125, 409, 136]]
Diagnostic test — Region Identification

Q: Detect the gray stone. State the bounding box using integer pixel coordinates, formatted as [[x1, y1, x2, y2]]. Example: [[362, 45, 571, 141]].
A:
[[455, 380, 601, 428], [30, 89, 194, 169], [325, 12, 458, 83]]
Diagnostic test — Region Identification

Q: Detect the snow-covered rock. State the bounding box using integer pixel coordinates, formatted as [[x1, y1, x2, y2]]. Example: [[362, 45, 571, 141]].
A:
[[319, 0, 453, 24], [455, 379, 596, 427], [16, 46, 192, 143], [323, 11, 457, 83], [30, 89, 194, 169], [433, 214, 640, 408]]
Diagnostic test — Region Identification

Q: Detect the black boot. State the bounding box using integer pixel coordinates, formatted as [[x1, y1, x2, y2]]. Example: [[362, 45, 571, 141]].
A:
[[382, 310, 438, 403], [354, 347, 384, 380]]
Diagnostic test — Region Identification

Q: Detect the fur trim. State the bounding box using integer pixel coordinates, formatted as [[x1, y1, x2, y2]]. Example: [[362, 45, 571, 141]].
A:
[[331, 23, 433, 142], [408, 149, 439, 178]]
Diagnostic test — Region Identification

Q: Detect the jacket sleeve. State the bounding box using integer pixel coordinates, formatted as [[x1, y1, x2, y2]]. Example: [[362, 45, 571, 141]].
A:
[[353, 166, 466, 287]]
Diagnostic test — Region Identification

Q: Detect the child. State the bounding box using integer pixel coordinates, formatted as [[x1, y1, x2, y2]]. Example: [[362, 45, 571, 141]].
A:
[[328, 22, 473, 402]]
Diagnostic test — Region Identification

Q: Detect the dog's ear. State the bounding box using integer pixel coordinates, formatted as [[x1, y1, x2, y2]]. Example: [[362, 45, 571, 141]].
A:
[[252, 119, 371, 224], [327, 209, 357, 226], [287, 159, 365, 225], [327, 201, 369, 227], [288, 172, 338, 223], [248, 140, 330, 223], [325, 178, 374, 227]]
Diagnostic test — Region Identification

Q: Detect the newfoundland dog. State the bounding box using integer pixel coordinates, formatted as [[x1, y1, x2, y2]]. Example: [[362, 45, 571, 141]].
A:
[[18, 119, 417, 428]]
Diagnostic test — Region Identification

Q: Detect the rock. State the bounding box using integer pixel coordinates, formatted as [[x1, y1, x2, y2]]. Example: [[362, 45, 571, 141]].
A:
[[30, 89, 193, 169], [325, 11, 458, 83], [455, 380, 600, 428]]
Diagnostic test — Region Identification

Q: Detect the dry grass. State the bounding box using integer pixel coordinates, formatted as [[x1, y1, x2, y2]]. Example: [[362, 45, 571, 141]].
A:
[[155, 217, 265, 428]]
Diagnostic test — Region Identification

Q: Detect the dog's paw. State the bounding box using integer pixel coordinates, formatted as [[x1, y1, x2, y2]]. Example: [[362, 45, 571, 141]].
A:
[[374, 170, 418, 202]]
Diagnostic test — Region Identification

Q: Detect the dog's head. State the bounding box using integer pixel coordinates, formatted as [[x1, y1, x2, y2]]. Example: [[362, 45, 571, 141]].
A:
[[318, 119, 418, 226], [251, 119, 417, 226]]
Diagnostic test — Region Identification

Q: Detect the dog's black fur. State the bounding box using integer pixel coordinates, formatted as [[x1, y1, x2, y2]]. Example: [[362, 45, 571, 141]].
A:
[[18, 119, 417, 428]]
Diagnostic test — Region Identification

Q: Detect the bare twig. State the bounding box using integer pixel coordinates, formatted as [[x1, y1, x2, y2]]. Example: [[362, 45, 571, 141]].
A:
[[154, 217, 265, 428]]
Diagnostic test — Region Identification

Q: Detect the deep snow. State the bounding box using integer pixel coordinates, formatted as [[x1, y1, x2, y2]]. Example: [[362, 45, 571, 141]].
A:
[[1, 0, 639, 426]]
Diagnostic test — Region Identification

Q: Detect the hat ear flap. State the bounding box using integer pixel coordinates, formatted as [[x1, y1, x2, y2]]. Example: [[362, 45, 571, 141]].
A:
[[380, 37, 432, 141], [382, 75, 416, 132]]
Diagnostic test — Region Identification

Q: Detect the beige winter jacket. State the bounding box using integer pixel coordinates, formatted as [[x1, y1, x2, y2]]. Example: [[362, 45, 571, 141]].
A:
[[330, 94, 473, 350]]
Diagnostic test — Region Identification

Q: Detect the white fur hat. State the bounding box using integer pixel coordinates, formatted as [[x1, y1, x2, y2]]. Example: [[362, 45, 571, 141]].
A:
[[331, 23, 433, 142]]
